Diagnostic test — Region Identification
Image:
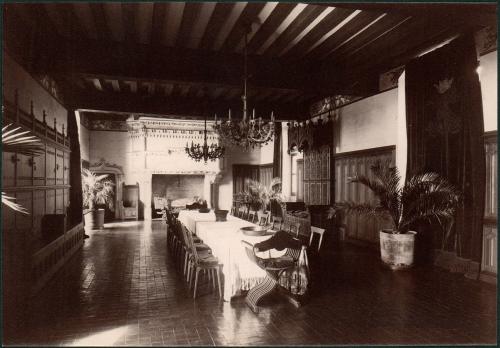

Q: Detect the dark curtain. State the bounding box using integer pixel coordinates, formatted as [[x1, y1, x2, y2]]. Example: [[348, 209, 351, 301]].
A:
[[272, 122, 282, 178], [405, 33, 485, 263], [233, 164, 260, 195], [67, 110, 83, 229]]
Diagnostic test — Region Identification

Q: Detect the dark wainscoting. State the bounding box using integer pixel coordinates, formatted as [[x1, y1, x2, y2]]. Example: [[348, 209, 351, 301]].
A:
[[334, 145, 396, 244]]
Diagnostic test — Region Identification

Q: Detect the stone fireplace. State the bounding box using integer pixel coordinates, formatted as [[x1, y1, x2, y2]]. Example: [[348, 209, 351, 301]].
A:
[[126, 117, 222, 220]]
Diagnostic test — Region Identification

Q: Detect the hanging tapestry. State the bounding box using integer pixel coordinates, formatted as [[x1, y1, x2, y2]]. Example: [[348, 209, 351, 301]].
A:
[[405, 32, 485, 263]]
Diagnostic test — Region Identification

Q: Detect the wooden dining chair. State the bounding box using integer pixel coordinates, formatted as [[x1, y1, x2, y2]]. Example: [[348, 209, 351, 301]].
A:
[[238, 205, 247, 219], [269, 216, 283, 233], [185, 226, 222, 299], [248, 209, 257, 223], [309, 226, 326, 252], [257, 211, 270, 226], [230, 204, 236, 216], [289, 222, 301, 238], [180, 224, 212, 281]]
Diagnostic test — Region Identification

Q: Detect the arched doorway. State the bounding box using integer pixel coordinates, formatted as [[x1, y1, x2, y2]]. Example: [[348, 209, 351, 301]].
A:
[[89, 158, 124, 221]]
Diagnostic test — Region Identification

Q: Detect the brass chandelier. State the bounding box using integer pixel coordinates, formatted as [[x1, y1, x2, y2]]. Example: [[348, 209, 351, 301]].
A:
[[213, 30, 275, 149], [185, 115, 224, 164]]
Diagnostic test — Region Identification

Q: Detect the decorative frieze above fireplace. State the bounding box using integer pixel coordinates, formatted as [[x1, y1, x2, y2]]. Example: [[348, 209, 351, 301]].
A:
[[125, 117, 223, 219]]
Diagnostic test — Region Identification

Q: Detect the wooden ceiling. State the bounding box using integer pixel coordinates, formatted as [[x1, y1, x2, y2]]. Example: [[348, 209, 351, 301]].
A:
[[3, 2, 496, 121]]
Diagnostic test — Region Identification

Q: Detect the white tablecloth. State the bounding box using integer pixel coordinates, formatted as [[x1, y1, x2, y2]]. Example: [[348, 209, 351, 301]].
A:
[[177, 210, 237, 235], [178, 210, 282, 301]]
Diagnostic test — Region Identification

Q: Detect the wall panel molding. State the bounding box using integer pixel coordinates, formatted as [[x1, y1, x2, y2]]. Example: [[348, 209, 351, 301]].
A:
[[334, 146, 395, 243]]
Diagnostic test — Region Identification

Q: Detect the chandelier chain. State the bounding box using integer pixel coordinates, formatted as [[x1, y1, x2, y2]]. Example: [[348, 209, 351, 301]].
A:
[[213, 29, 275, 148]]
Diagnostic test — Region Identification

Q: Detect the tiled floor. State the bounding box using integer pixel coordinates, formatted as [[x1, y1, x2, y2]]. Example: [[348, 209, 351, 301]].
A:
[[9, 220, 497, 346]]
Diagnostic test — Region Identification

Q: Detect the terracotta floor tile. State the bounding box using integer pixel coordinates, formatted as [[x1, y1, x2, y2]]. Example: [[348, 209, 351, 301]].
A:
[[5, 220, 497, 346]]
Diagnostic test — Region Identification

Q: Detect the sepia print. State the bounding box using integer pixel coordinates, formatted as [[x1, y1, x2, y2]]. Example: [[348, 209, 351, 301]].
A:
[[2, 2, 497, 346]]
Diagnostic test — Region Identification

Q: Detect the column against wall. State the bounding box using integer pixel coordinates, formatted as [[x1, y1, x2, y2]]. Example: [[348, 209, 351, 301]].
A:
[[396, 71, 408, 183], [203, 174, 216, 208], [281, 123, 292, 198]]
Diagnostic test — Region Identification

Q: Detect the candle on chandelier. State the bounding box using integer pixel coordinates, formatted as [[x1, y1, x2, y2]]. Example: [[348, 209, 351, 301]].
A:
[[271, 111, 274, 121], [252, 109, 255, 119], [214, 113, 217, 125], [228, 109, 231, 120]]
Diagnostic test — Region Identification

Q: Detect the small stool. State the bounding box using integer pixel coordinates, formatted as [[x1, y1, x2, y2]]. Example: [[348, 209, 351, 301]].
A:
[[309, 226, 326, 252]]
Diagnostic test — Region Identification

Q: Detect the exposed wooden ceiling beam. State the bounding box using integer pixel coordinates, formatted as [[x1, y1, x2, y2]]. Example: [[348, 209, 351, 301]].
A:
[[150, 3, 167, 46], [281, 7, 355, 59], [122, 3, 138, 45], [243, 3, 295, 54], [234, 2, 279, 53], [72, 3, 99, 40], [306, 11, 383, 60], [186, 2, 217, 49], [135, 2, 154, 45], [320, 2, 497, 27], [199, 3, 236, 50], [103, 3, 124, 42], [257, 4, 307, 54], [261, 4, 325, 56], [89, 3, 112, 41], [212, 2, 248, 50], [51, 39, 341, 96], [67, 87, 309, 121], [326, 14, 411, 60]]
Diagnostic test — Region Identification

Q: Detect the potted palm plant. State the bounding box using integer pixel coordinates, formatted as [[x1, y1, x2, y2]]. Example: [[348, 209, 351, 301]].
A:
[[245, 177, 283, 213], [341, 161, 460, 270], [82, 169, 114, 230]]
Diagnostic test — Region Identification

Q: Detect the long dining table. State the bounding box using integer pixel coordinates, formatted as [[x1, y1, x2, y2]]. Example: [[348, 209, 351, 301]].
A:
[[177, 209, 284, 301]]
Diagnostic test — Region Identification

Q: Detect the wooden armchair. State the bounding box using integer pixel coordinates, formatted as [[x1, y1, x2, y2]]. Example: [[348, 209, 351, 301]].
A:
[[241, 231, 303, 313], [119, 183, 139, 220]]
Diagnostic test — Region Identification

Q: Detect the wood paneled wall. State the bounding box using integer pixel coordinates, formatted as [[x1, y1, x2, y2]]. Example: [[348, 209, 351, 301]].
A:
[[2, 91, 84, 335], [334, 146, 395, 243], [481, 132, 497, 279], [2, 96, 71, 249]]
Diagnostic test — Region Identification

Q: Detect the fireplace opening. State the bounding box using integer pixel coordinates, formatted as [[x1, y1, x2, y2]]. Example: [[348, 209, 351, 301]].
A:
[[151, 174, 205, 218]]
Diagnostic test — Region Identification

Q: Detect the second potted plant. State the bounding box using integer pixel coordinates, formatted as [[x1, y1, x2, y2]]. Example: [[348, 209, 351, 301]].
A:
[[82, 168, 115, 230], [242, 177, 283, 213], [340, 161, 460, 270]]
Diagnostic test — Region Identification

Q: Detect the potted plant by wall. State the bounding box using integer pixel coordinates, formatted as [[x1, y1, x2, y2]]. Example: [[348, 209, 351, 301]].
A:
[[340, 161, 460, 270], [82, 168, 114, 230], [245, 177, 283, 213]]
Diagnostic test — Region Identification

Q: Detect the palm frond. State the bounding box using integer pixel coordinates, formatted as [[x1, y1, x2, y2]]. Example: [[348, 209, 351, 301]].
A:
[[243, 177, 282, 210], [345, 160, 461, 234], [2, 192, 28, 214], [82, 169, 115, 210], [348, 160, 402, 229], [2, 124, 44, 156]]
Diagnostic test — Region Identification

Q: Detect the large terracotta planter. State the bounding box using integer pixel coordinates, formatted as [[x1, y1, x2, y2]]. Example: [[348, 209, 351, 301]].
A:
[[84, 208, 105, 230], [379, 229, 417, 270]]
